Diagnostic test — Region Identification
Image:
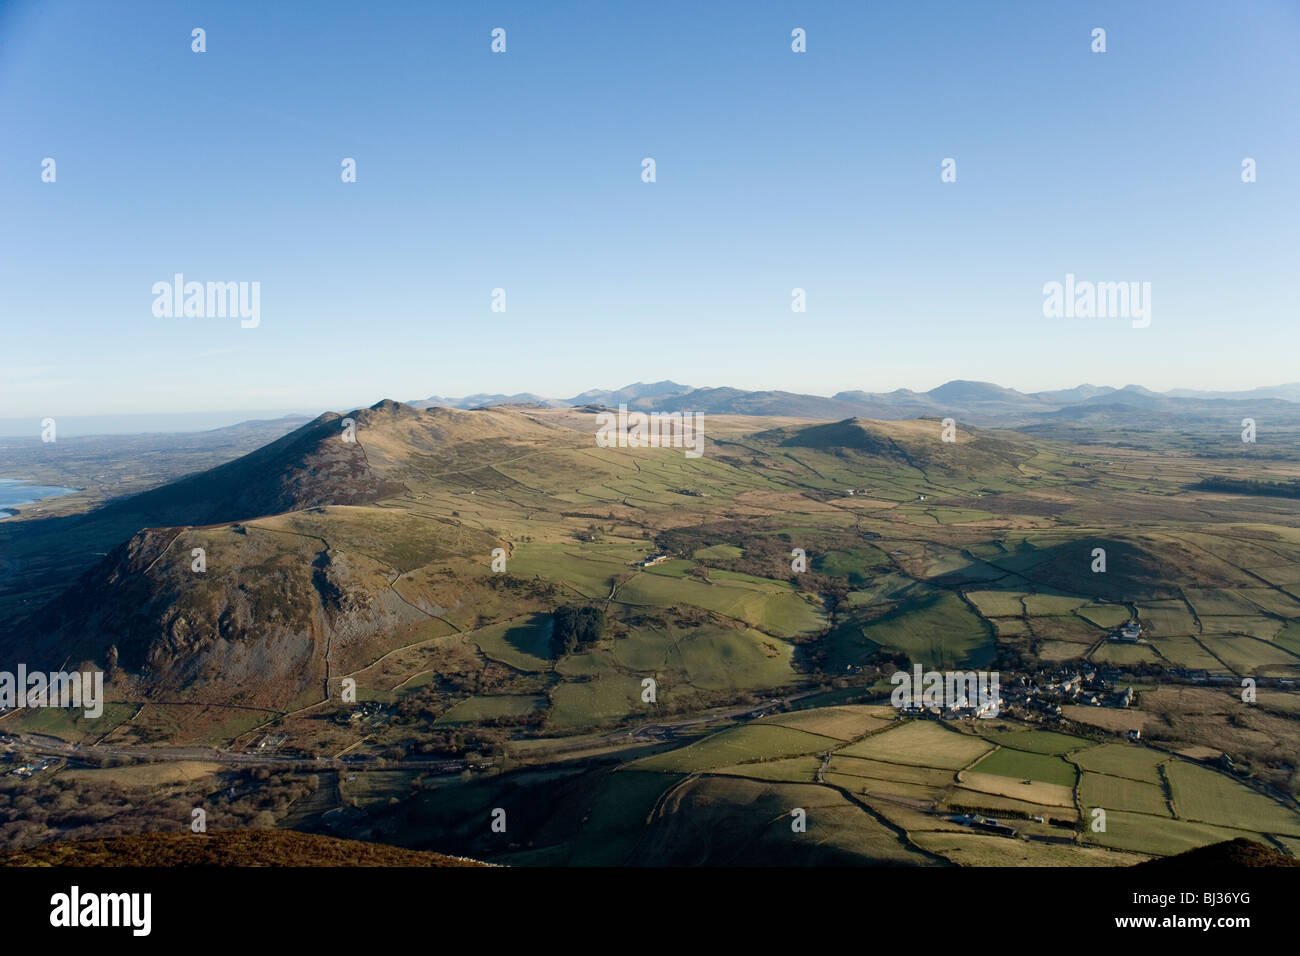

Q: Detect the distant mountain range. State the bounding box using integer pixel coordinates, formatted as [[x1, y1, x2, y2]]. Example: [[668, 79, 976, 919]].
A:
[[411, 380, 1300, 428]]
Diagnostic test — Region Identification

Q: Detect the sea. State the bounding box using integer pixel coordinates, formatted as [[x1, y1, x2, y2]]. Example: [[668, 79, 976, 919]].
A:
[[0, 478, 79, 519]]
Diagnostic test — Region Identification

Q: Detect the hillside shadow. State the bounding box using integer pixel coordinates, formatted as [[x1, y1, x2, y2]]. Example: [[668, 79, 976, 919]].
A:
[[503, 614, 555, 661]]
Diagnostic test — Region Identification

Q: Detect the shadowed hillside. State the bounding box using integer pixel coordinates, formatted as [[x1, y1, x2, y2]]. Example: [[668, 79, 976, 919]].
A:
[[757, 416, 1035, 477], [90, 408, 406, 530], [1135, 837, 1300, 868], [929, 537, 1189, 605], [4, 401, 564, 704]]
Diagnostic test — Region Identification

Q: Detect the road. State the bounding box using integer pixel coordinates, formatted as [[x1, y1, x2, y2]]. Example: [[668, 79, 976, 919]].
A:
[[1, 688, 832, 773], [1, 735, 464, 774]]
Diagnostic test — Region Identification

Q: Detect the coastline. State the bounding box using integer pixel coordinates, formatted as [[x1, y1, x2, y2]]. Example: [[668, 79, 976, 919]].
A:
[[0, 478, 79, 519]]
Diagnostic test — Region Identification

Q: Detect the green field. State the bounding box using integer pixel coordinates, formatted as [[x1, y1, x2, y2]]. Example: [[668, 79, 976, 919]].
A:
[[632, 724, 839, 773], [831, 591, 993, 670], [970, 748, 1078, 787], [1081, 810, 1258, 857], [1079, 772, 1171, 817], [965, 591, 1027, 618], [1166, 760, 1300, 836], [614, 624, 797, 691], [472, 615, 555, 671], [436, 695, 547, 724], [978, 729, 1093, 754], [1073, 744, 1166, 785], [615, 572, 825, 638], [837, 721, 993, 769], [546, 672, 645, 729]]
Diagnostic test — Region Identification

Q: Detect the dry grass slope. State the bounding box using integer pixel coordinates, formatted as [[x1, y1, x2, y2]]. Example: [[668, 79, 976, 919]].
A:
[[0, 829, 487, 867]]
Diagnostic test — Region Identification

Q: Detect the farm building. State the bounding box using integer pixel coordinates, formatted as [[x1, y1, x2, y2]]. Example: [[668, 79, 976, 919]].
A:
[[1112, 620, 1142, 643]]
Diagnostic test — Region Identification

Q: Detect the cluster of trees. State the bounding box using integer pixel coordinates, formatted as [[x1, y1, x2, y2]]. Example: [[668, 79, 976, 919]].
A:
[[485, 574, 559, 599], [1193, 477, 1300, 499], [406, 728, 510, 758], [0, 767, 319, 852], [551, 604, 606, 656]]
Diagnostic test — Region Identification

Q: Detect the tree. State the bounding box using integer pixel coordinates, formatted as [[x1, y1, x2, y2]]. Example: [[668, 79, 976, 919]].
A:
[[551, 604, 606, 656]]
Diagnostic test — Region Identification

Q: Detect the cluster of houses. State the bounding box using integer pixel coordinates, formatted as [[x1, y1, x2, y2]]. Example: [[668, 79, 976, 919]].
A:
[[639, 554, 670, 568], [998, 668, 1136, 717], [897, 697, 1000, 720]]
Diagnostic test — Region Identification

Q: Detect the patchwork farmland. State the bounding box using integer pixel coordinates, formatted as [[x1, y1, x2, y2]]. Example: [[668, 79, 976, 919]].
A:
[[3, 403, 1300, 865]]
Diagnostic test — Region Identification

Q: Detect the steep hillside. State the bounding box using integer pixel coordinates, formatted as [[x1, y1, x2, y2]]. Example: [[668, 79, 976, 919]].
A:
[[23, 520, 451, 705], [88, 409, 405, 529], [8, 401, 567, 704]]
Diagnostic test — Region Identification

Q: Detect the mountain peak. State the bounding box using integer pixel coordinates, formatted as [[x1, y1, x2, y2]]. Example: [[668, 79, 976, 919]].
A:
[[358, 398, 424, 422], [925, 380, 1029, 403]]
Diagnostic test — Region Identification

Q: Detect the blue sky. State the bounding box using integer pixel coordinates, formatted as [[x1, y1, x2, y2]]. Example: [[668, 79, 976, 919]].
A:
[[2, 0, 1298, 418]]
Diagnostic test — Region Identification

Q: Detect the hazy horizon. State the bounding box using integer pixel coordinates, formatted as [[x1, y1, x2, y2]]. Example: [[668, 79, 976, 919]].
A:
[[6, 373, 1300, 437], [4, 0, 1298, 418]]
